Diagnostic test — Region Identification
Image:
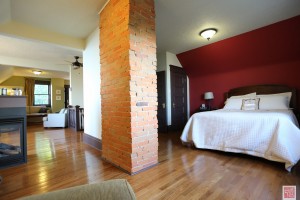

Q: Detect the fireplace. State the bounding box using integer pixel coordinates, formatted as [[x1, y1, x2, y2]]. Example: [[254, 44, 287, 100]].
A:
[[0, 118, 26, 168], [0, 96, 27, 169]]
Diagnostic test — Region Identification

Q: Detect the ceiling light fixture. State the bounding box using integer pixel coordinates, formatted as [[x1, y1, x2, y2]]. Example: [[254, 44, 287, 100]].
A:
[[200, 28, 217, 40], [33, 70, 42, 75]]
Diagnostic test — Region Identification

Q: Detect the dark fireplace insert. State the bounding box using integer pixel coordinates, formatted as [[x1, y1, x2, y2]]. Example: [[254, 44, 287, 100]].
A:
[[0, 96, 27, 170], [0, 118, 26, 168]]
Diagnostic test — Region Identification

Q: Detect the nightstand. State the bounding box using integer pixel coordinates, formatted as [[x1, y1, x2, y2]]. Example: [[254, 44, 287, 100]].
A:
[[198, 108, 218, 112]]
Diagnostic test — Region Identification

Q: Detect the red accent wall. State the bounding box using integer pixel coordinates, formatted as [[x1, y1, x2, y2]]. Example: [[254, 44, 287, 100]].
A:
[[177, 15, 300, 114]]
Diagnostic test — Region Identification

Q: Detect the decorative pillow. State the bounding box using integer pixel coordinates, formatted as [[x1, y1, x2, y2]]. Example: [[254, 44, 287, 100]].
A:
[[242, 98, 260, 110], [39, 107, 48, 113], [259, 95, 289, 110], [257, 92, 292, 108], [224, 92, 256, 110]]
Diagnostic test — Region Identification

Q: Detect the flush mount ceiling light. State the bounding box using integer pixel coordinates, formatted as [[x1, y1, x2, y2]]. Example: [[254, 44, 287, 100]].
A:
[[200, 28, 217, 40], [33, 70, 42, 75]]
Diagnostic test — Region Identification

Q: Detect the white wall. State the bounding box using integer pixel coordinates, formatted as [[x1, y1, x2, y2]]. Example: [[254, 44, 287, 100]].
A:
[[83, 28, 101, 139], [157, 51, 190, 126], [0, 66, 13, 84], [157, 52, 166, 72], [0, 0, 11, 23], [70, 66, 83, 107]]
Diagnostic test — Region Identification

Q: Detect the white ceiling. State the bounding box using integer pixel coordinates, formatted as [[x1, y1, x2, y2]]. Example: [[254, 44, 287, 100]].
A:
[[0, 35, 81, 64], [0, 0, 106, 81], [155, 0, 300, 54], [0, 65, 70, 80], [0, 0, 300, 81], [10, 0, 105, 39]]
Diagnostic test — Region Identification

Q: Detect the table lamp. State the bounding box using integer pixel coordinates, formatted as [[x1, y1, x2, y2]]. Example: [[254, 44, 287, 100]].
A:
[[204, 92, 214, 110]]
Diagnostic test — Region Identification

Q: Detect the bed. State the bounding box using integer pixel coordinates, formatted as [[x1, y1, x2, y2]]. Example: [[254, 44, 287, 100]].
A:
[[180, 84, 300, 171]]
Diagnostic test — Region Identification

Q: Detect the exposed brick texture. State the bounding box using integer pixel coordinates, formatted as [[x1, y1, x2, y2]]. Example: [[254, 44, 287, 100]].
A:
[[100, 0, 157, 174]]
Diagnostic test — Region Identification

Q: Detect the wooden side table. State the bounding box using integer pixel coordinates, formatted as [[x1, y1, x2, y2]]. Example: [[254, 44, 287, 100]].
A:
[[198, 108, 218, 112]]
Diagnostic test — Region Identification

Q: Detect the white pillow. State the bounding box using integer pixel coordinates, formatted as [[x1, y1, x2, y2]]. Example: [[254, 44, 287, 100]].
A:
[[229, 92, 256, 99], [259, 95, 289, 110], [242, 98, 260, 110], [59, 108, 65, 114], [224, 98, 243, 110], [257, 92, 292, 107]]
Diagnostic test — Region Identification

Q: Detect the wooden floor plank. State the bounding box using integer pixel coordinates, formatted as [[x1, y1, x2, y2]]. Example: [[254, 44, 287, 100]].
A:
[[0, 125, 299, 199]]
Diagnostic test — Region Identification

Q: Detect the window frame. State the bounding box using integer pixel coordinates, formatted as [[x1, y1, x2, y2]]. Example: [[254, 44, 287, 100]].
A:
[[33, 80, 51, 107]]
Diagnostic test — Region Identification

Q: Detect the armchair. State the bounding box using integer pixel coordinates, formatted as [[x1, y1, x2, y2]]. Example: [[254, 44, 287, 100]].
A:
[[43, 108, 68, 128]]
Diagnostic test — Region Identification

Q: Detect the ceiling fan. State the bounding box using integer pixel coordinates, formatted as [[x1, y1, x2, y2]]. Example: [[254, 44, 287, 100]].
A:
[[68, 56, 83, 69]]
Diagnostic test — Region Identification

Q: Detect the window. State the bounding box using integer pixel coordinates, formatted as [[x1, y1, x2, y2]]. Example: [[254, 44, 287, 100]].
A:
[[34, 80, 51, 107]]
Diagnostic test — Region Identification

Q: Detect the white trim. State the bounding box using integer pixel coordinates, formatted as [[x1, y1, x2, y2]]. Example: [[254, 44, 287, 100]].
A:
[[98, 0, 110, 14]]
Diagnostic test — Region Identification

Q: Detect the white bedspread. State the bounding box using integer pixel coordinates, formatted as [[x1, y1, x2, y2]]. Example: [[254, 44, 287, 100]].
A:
[[180, 109, 300, 171]]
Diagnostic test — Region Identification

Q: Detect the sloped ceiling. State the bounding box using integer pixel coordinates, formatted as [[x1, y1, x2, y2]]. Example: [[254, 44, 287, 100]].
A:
[[0, 0, 106, 81]]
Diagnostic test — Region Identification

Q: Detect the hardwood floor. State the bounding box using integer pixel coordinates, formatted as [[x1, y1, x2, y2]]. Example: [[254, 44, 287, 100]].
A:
[[0, 125, 299, 200]]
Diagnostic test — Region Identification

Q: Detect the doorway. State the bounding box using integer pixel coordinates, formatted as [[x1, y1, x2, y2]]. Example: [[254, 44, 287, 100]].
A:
[[157, 71, 167, 132], [170, 65, 187, 130], [64, 85, 70, 108]]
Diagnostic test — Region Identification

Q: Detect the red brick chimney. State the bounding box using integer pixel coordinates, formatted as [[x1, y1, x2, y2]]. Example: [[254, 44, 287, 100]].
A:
[[100, 0, 158, 174]]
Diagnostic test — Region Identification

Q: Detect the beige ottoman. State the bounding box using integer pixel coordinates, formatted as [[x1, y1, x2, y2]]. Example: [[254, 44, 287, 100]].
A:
[[21, 179, 136, 200]]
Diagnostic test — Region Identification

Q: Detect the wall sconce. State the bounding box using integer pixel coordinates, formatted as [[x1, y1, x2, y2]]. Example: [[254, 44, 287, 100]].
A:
[[33, 70, 42, 75], [200, 28, 217, 40], [204, 92, 214, 110]]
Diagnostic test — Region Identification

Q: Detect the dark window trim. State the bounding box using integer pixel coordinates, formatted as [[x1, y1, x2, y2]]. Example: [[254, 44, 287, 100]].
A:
[[34, 80, 51, 107], [35, 80, 50, 85]]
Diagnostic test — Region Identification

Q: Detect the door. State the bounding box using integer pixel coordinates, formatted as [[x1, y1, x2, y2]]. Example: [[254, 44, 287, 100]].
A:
[[170, 65, 187, 130], [64, 85, 70, 108], [157, 71, 167, 133]]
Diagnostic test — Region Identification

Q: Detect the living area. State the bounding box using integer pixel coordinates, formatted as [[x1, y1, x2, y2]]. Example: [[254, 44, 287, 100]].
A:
[[0, 75, 72, 127]]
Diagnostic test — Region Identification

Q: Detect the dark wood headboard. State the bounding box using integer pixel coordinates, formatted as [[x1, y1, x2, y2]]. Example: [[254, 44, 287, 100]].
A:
[[227, 84, 297, 109]]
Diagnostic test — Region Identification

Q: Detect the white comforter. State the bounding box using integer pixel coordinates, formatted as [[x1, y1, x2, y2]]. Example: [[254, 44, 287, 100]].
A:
[[180, 109, 300, 171]]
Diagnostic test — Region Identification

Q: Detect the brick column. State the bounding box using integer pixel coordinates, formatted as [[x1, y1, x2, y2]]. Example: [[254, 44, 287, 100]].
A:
[[100, 0, 157, 174]]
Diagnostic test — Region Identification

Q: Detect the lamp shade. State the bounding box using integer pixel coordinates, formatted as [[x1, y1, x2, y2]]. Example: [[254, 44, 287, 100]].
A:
[[204, 92, 214, 100]]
